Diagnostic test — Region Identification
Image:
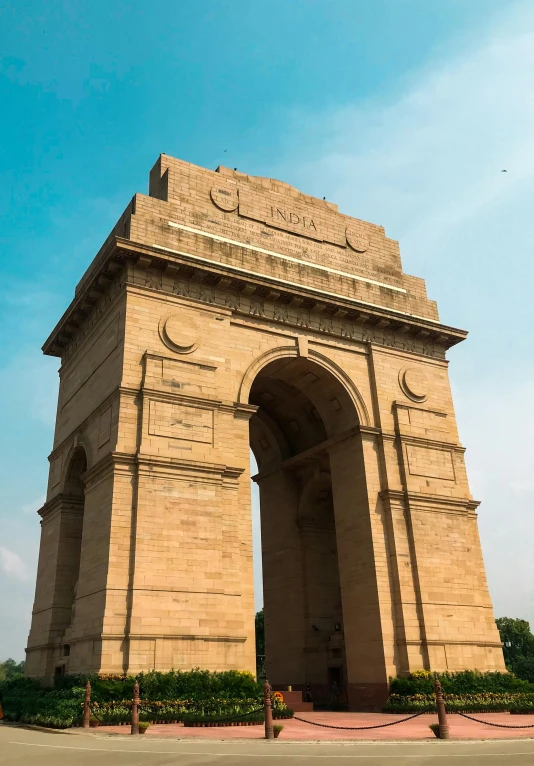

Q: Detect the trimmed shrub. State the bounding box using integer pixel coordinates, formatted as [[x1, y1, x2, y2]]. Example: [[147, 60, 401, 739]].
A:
[[53, 669, 262, 702], [0, 670, 284, 729], [389, 670, 534, 696], [0, 681, 85, 729], [383, 692, 534, 713]]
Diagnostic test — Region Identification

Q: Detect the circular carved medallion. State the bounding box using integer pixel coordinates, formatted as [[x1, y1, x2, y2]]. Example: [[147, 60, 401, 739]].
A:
[[210, 184, 239, 212], [159, 314, 199, 354], [399, 367, 427, 402], [346, 227, 369, 252]]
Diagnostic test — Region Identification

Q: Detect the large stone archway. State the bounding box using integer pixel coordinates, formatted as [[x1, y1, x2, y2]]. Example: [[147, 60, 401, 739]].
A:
[[26, 155, 505, 708], [248, 355, 385, 706]]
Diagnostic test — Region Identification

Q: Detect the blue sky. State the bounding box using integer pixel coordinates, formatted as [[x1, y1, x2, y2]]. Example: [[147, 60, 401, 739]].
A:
[[1, 0, 533, 661]]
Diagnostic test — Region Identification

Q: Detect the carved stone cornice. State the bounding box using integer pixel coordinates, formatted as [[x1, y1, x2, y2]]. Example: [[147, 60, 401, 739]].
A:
[[380, 488, 480, 514], [402, 639, 503, 648], [38, 493, 84, 521], [135, 452, 244, 483], [42, 237, 468, 360], [395, 433, 466, 453]]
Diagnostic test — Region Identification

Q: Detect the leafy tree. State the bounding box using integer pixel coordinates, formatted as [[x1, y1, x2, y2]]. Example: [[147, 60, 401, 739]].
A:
[[0, 658, 25, 682], [496, 618, 534, 668], [255, 609, 265, 656], [255, 609, 265, 679], [511, 656, 534, 684]]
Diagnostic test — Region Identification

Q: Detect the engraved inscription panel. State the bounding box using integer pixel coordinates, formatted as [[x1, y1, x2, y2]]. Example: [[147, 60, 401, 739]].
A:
[[148, 400, 213, 444], [406, 444, 455, 481]]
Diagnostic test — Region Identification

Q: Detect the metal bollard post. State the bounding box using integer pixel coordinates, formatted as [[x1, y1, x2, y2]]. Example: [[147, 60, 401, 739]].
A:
[[434, 678, 450, 740], [83, 680, 91, 729], [264, 679, 274, 740], [130, 681, 140, 735]]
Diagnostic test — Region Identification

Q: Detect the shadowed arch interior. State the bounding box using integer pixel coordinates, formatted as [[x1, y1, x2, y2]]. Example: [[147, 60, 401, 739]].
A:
[[57, 447, 87, 644], [249, 356, 360, 469], [249, 356, 360, 705]]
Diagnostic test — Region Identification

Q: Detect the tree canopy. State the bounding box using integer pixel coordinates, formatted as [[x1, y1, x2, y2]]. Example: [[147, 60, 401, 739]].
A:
[[0, 658, 25, 682], [496, 617, 534, 682]]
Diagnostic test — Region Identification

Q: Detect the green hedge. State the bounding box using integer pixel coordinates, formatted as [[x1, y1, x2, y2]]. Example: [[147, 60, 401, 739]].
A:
[[0, 679, 85, 729], [384, 692, 534, 713], [389, 670, 534, 696], [53, 669, 262, 701], [0, 670, 267, 729], [90, 697, 293, 725]]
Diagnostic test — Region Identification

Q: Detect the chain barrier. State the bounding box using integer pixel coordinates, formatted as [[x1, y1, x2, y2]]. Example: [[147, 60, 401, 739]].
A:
[[456, 711, 534, 729], [137, 704, 174, 723], [87, 701, 105, 723], [292, 711, 425, 730], [138, 703, 265, 724], [87, 699, 266, 726]]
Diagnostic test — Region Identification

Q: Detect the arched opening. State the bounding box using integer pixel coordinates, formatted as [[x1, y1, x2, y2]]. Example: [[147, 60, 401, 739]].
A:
[[249, 356, 360, 706], [57, 446, 87, 643]]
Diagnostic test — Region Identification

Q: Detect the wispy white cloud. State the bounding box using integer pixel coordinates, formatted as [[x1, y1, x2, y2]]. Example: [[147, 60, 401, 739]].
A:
[[0, 546, 29, 582], [0, 352, 58, 428], [272, 1, 534, 625], [455, 379, 534, 623], [21, 495, 46, 515], [277, 3, 534, 263]]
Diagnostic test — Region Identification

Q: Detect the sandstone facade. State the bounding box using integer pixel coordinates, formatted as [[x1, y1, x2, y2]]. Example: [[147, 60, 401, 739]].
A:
[[26, 155, 505, 708]]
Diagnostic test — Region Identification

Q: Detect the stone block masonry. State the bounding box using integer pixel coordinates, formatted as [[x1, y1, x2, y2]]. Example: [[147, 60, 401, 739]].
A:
[[25, 155, 504, 709]]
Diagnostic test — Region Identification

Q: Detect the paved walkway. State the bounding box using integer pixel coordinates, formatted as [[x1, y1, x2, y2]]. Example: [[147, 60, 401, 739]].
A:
[[93, 712, 534, 740]]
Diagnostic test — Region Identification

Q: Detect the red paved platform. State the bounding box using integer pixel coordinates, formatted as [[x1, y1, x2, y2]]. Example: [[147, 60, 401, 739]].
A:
[[94, 712, 534, 740]]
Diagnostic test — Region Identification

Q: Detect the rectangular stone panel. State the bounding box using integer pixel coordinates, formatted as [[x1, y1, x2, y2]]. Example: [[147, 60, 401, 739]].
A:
[[238, 188, 345, 245], [148, 400, 213, 444], [98, 406, 112, 447], [50, 455, 62, 487], [406, 444, 455, 481]]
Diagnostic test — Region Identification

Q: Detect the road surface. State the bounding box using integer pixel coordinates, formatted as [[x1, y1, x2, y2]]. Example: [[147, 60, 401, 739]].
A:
[[1, 724, 534, 765]]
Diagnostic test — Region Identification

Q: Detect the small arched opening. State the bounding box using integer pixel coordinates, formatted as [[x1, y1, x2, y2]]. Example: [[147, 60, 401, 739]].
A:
[[57, 446, 87, 643]]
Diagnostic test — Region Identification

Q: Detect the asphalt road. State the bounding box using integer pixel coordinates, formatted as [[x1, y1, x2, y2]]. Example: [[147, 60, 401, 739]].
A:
[[1, 725, 534, 766]]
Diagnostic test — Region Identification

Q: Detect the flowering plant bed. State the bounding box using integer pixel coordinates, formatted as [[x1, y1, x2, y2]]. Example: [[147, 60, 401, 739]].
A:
[[85, 697, 294, 725], [182, 709, 266, 726], [389, 670, 533, 696], [384, 692, 534, 713], [0, 670, 292, 729]]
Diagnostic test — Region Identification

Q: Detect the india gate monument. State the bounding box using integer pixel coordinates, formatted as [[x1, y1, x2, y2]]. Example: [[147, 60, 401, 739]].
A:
[[26, 155, 505, 708]]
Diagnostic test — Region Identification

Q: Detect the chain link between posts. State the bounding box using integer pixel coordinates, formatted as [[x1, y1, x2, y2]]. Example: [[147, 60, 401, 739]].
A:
[[455, 711, 534, 729], [292, 711, 425, 730], [138, 703, 265, 724]]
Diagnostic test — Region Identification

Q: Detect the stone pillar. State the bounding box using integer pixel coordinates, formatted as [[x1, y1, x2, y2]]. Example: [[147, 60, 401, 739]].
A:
[[328, 432, 393, 710], [257, 468, 306, 688], [26, 495, 84, 681]]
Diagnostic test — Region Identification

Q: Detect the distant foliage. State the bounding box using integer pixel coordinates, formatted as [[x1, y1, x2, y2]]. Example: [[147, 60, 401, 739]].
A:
[[510, 656, 534, 684], [255, 609, 265, 679], [255, 609, 265, 656], [0, 658, 25, 682], [496, 617, 534, 682]]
